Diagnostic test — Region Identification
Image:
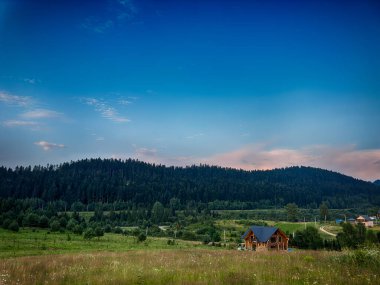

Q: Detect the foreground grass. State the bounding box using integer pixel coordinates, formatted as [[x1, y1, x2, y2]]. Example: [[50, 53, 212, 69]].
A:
[[0, 249, 379, 285], [0, 228, 204, 259]]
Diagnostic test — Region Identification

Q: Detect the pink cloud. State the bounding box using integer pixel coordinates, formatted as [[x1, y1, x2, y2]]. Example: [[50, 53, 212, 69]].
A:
[[110, 144, 380, 181], [201, 145, 380, 181]]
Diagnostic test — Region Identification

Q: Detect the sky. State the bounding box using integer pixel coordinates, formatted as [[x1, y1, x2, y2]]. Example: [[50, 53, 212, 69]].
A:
[[0, 0, 380, 181]]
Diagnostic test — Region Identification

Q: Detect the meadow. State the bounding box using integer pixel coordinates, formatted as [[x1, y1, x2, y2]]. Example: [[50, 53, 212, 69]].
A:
[[0, 228, 205, 259], [0, 217, 378, 284], [1, 248, 379, 285]]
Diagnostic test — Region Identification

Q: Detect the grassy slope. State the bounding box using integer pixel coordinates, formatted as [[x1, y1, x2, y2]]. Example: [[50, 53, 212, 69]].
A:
[[0, 228, 206, 259]]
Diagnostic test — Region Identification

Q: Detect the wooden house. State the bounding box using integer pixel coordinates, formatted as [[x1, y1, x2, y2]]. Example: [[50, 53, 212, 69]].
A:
[[355, 215, 374, 228], [241, 226, 289, 251]]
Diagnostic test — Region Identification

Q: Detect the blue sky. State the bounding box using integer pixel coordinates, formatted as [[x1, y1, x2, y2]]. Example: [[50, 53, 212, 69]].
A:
[[1, 0, 380, 180]]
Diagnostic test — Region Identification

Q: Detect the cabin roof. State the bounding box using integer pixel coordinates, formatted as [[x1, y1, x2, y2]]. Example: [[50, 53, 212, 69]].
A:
[[357, 215, 371, 221], [241, 226, 278, 242]]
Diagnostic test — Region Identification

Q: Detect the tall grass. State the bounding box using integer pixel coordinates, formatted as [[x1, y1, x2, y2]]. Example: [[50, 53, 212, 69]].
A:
[[1, 249, 378, 285]]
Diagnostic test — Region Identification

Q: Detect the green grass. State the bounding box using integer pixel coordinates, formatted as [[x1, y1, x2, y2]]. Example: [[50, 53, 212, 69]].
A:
[[1, 249, 379, 284], [0, 228, 206, 259]]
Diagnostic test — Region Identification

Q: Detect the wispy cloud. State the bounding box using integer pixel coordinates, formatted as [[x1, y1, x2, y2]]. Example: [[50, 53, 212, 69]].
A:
[[185, 133, 204, 139], [82, 0, 137, 33], [0, 91, 32, 107], [135, 147, 157, 157], [119, 99, 132, 106], [82, 98, 130, 123], [3, 120, 40, 127], [34, 141, 65, 151], [23, 78, 37, 84], [21, 109, 63, 119]]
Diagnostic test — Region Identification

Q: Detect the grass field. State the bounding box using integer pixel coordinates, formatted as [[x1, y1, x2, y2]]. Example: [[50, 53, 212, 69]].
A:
[[0, 228, 205, 259], [1, 227, 379, 284], [1, 249, 379, 284]]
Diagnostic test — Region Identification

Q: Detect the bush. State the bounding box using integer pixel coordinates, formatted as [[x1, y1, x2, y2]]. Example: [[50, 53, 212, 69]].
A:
[[50, 220, 61, 232], [337, 248, 380, 267], [167, 239, 175, 245], [8, 221, 19, 232], [72, 225, 83, 235], [182, 231, 196, 241], [2, 218, 11, 229], [39, 216, 50, 228], [23, 213, 40, 227], [137, 232, 147, 242], [83, 228, 95, 240], [104, 224, 112, 233], [66, 219, 78, 231], [113, 227, 123, 234], [94, 227, 104, 238], [59, 217, 68, 228]]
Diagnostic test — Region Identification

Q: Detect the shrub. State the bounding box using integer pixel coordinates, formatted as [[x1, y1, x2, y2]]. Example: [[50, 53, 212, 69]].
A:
[[137, 232, 147, 242], [8, 221, 19, 232], [50, 221, 61, 232], [23, 213, 40, 227], [72, 225, 83, 235], [59, 217, 68, 228], [337, 248, 380, 267], [66, 219, 78, 231], [39, 215, 49, 228], [104, 224, 112, 233], [113, 227, 123, 234], [94, 227, 104, 238], [83, 228, 95, 240], [2, 218, 11, 229]]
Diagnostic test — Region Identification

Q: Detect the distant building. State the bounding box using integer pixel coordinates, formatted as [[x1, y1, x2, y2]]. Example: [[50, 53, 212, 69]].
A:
[[241, 226, 289, 251], [355, 215, 374, 228], [347, 218, 356, 224], [335, 219, 344, 224]]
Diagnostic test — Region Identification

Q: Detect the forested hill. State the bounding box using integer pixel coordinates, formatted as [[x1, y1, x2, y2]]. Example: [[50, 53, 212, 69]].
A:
[[0, 159, 379, 209]]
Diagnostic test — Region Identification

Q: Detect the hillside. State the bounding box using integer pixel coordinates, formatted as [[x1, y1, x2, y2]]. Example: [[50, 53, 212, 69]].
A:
[[374, 180, 380, 186], [0, 158, 379, 209]]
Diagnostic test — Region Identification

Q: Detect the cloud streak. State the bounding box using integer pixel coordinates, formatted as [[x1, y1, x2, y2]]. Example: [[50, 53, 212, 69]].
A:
[[21, 109, 63, 119], [0, 91, 32, 107], [3, 120, 40, 127], [83, 98, 130, 123], [34, 141, 65, 151]]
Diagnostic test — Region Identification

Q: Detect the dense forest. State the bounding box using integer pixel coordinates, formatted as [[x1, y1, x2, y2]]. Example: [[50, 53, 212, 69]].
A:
[[1, 158, 379, 209]]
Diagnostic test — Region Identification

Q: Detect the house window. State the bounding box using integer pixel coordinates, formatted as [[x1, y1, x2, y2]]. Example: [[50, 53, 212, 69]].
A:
[[279, 236, 282, 242], [270, 237, 276, 243]]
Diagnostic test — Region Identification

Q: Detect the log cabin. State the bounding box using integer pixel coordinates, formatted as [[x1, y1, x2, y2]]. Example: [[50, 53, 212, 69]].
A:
[[241, 226, 289, 251]]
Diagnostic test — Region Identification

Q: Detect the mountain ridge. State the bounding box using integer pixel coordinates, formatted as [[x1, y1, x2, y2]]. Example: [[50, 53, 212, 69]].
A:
[[0, 158, 379, 209]]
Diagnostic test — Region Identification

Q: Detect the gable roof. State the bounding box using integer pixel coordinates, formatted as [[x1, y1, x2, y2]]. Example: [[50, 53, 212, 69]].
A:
[[357, 215, 372, 222], [241, 226, 278, 242]]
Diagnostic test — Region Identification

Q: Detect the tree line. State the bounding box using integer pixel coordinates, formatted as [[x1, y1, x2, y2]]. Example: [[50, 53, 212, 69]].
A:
[[1, 158, 379, 209]]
